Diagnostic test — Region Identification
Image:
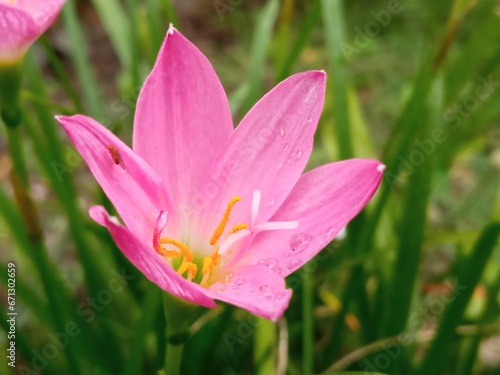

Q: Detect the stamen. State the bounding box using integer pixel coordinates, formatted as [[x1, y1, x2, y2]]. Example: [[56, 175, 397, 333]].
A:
[[218, 229, 251, 255], [200, 250, 221, 286], [251, 190, 261, 227], [156, 249, 182, 258], [177, 262, 197, 281], [159, 238, 194, 262], [229, 223, 249, 235], [153, 211, 169, 254], [255, 220, 299, 232], [209, 196, 242, 245]]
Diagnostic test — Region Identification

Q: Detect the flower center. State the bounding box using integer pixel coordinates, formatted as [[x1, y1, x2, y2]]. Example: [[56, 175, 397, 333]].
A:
[[152, 191, 298, 287]]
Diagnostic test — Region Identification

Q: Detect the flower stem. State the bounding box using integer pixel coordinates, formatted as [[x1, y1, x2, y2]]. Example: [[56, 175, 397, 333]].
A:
[[162, 293, 203, 375], [165, 342, 184, 375]]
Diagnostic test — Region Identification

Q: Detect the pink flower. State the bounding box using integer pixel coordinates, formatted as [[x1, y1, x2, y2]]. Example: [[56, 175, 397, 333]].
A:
[[56, 27, 384, 320], [0, 0, 65, 63]]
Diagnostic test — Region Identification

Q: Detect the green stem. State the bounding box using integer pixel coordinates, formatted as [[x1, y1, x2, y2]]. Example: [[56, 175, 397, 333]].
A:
[[0, 61, 23, 126], [165, 342, 185, 375], [254, 318, 276, 374], [162, 292, 202, 375], [6, 126, 29, 186], [302, 270, 314, 375]]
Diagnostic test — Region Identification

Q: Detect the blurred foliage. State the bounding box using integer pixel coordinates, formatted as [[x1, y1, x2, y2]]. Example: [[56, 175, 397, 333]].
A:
[[1, 0, 500, 374]]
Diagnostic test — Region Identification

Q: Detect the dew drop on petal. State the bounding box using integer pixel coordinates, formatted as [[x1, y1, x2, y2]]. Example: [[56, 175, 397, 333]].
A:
[[224, 272, 234, 284], [283, 143, 289, 152], [274, 291, 286, 301], [287, 258, 301, 270], [295, 150, 303, 160], [286, 159, 292, 165], [215, 284, 226, 293], [258, 258, 282, 273], [307, 115, 313, 122], [289, 233, 312, 253], [230, 278, 244, 290], [267, 195, 276, 207], [259, 284, 274, 299]]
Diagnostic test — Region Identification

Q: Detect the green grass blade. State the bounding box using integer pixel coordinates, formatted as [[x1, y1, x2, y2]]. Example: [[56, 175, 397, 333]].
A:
[[243, 0, 280, 112], [415, 223, 500, 375], [90, 0, 131, 71], [277, 1, 321, 82], [321, 0, 353, 159], [380, 75, 443, 339], [62, 0, 104, 118]]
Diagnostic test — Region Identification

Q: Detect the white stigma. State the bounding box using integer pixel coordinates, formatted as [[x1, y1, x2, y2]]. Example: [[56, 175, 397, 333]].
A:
[[251, 189, 261, 227], [218, 229, 251, 255]]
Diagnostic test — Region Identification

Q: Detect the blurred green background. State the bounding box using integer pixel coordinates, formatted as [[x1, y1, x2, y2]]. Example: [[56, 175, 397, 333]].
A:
[[1, 0, 500, 374]]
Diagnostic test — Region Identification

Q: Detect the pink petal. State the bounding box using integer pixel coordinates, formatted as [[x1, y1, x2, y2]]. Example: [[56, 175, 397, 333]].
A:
[[14, 0, 65, 27], [205, 265, 292, 320], [235, 159, 384, 276], [57, 115, 178, 240], [0, 0, 64, 61], [90, 205, 217, 308], [133, 26, 233, 213], [195, 71, 326, 238]]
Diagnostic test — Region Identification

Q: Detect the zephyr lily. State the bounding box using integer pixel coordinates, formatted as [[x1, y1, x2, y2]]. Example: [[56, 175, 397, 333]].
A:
[[56, 27, 384, 320], [0, 0, 65, 63]]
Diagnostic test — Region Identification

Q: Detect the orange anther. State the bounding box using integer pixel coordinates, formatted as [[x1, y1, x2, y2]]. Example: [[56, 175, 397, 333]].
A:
[[209, 196, 242, 245], [159, 238, 193, 262]]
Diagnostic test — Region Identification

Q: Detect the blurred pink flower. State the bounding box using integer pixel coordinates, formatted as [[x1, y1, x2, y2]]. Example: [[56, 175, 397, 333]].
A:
[[57, 26, 384, 320], [0, 0, 65, 62]]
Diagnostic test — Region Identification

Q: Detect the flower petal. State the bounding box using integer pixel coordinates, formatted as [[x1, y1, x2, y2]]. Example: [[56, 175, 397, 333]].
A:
[[133, 26, 233, 212], [193, 71, 326, 240], [205, 265, 292, 320], [0, 5, 39, 61], [90, 205, 217, 308], [0, 0, 64, 61], [234, 159, 385, 276], [57, 115, 178, 240], [15, 0, 65, 28]]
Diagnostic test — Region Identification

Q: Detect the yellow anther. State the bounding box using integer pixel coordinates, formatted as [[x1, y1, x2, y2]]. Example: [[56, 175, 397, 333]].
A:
[[177, 262, 197, 281], [209, 196, 242, 245], [155, 248, 181, 258], [228, 223, 249, 235], [202, 257, 214, 275], [159, 238, 193, 262]]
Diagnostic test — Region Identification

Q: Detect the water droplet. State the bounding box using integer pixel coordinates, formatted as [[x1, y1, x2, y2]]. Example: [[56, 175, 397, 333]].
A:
[[307, 115, 313, 122], [215, 284, 226, 293], [295, 150, 303, 160], [274, 292, 286, 301], [258, 258, 282, 274], [287, 258, 301, 270], [283, 143, 289, 152], [231, 278, 244, 290], [353, 202, 360, 209], [259, 284, 274, 299], [267, 195, 276, 206], [224, 272, 233, 284], [286, 159, 292, 165], [289, 233, 312, 253]]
